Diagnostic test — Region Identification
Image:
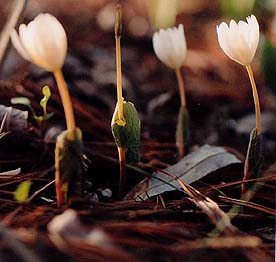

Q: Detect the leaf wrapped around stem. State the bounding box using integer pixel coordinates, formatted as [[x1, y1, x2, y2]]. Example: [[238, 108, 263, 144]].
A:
[[112, 101, 141, 164], [175, 105, 190, 158], [243, 128, 264, 193], [55, 127, 83, 206]]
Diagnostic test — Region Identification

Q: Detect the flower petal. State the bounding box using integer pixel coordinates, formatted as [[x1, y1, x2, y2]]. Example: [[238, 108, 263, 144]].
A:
[[216, 14, 259, 65], [12, 13, 68, 72], [10, 28, 31, 61], [152, 24, 187, 69]]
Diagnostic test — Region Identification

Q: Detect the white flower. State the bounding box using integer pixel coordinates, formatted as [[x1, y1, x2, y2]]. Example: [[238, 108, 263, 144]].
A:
[[11, 13, 67, 72], [152, 24, 187, 69], [216, 15, 259, 66]]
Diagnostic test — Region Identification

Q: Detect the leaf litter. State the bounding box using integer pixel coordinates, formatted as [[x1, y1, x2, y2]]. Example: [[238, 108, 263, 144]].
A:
[[127, 144, 241, 200]]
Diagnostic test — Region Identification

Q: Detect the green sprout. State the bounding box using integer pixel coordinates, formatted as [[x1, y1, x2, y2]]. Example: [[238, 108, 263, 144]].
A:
[[11, 85, 54, 127]]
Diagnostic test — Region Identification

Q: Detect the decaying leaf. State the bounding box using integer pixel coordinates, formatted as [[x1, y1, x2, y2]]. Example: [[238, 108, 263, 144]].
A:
[[48, 209, 135, 262], [128, 144, 241, 200], [0, 105, 28, 131], [243, 128, 264, 193]]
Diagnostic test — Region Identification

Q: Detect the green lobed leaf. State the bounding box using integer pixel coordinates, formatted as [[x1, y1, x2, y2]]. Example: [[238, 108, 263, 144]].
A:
[[55, 128, 83, 202], [175, 106, 190, 155], [14, 180, 32, 203], [243, 128, 264, 192], [111, 101, 141, 163]]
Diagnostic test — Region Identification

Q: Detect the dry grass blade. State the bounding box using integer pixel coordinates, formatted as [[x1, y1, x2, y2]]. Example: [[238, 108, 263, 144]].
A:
[[219, 196, 276, 216], [173, 235, 262, 251], [0, 112, 9, 139], [0, 0, 28, 69]]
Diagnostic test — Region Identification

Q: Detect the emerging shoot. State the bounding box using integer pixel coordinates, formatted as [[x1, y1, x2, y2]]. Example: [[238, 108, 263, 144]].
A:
[[111, 5, 141, 196], [11, 13, 82, 206], [152, 24, 188, 157], [216, 14, 263, 192], [11, 85, 54, 127]]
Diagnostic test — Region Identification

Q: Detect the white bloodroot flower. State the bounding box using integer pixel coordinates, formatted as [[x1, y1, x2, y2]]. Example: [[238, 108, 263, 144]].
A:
[[216, 15, 259, 66], [11, 13, 67, 72], [152, 24, 187, 69]]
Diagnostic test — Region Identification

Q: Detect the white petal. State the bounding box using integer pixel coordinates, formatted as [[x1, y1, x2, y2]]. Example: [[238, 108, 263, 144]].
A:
[[153, 30, 174, 68], [19, 22, 39, 63], [217, 22, 232, 58], [10, 28, 31, 61], [152, 24, 187, 69]]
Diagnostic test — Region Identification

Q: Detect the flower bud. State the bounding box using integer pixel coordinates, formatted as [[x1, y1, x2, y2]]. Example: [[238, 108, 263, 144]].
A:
[[11, 13, 67, 72], [216, 15, 259, 66], [152, 24, 187, 69]]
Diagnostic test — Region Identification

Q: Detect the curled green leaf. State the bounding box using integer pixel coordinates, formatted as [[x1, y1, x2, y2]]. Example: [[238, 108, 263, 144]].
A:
[[55, 128, 83, 205], [243, 128, 264, 192], [40, 85, 51, 115], [111, 101, 141, 163]]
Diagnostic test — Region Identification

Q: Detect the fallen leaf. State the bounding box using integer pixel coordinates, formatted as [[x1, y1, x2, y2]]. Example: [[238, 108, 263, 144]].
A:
[[0, 105, 28, 131], [128, 144, 241, 200]]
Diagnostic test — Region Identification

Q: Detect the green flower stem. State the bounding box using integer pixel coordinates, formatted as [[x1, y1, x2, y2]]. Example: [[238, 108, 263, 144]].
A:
[[175, 67, 186, 108], [53, 70, 76, 139], [246, 65, 261, 135]]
